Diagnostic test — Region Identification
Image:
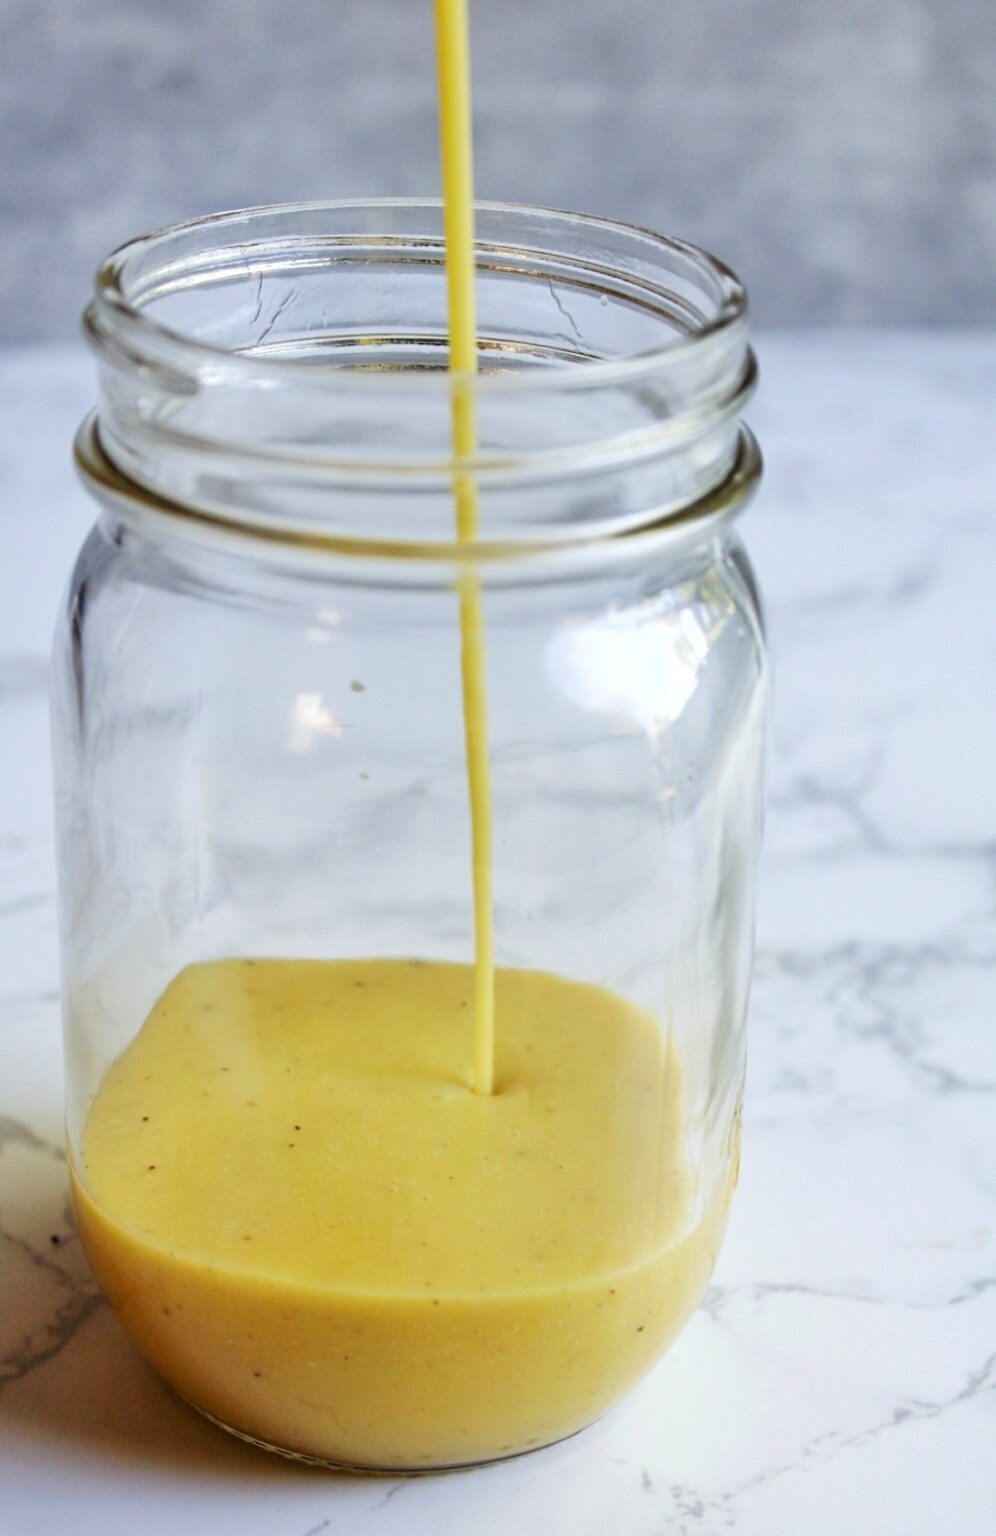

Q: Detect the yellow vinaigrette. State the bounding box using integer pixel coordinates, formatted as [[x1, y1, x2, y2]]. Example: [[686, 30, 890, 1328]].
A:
[[74, 959, 731, 1468]]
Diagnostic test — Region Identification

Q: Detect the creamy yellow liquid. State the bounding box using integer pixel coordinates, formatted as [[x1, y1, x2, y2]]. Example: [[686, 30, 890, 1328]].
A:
[[73, 960, 729, 1468], [435, 0, 496, 1094]]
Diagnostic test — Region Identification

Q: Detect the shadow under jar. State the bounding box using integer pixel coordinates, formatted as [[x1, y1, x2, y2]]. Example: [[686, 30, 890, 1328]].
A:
[[53, 201, 768, 1472]]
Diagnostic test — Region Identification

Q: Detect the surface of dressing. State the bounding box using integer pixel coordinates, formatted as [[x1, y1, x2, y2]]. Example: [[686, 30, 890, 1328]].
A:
[[73, 960, 730, 1468]]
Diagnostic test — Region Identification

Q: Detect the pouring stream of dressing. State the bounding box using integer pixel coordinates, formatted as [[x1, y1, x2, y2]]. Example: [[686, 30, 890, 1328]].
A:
[[434, 0, 495, 1095]]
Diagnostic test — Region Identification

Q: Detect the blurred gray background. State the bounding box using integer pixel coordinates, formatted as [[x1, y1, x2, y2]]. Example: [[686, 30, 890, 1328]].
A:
[[2, 0, 994, 341]]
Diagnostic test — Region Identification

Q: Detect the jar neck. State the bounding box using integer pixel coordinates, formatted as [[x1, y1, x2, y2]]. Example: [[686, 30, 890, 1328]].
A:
[[83, 200, 756, 553]]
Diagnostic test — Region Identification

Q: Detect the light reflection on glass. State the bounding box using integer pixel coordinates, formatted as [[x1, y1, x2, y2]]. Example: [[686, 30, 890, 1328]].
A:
[[547, 602, 716, 736], [287, 692, 343, 752]]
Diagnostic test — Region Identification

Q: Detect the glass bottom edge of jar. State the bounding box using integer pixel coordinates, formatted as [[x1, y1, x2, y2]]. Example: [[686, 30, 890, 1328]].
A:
[[187, 1396, 600, 1475]]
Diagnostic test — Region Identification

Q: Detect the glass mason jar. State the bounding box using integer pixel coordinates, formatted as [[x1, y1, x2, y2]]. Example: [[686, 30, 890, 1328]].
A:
[[53, 201, 767, 1472]]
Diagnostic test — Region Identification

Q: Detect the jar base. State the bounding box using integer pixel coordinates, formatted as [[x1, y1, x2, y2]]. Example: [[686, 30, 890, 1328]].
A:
[[188, 1398, 597, 1475]]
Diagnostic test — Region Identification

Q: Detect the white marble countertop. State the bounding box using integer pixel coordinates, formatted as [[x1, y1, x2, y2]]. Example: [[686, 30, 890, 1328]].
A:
[[1, 333, 994, 1534]]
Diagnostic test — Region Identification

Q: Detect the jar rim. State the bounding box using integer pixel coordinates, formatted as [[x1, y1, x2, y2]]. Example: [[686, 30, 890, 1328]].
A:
[[88, 197, 747, 393], [83, 199, 756, 550]]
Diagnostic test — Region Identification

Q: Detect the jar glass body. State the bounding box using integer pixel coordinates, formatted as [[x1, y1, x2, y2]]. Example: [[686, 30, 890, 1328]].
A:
[[54, 202, 767, 1471]]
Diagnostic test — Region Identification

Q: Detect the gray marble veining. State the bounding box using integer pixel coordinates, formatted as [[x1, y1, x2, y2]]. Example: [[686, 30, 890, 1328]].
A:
[[0, 332, 994, 1530]]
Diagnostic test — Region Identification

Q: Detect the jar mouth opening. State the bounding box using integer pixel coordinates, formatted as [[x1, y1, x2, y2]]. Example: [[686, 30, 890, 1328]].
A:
[[88, 198, 747, 392], [82, 200, 755, 550]]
